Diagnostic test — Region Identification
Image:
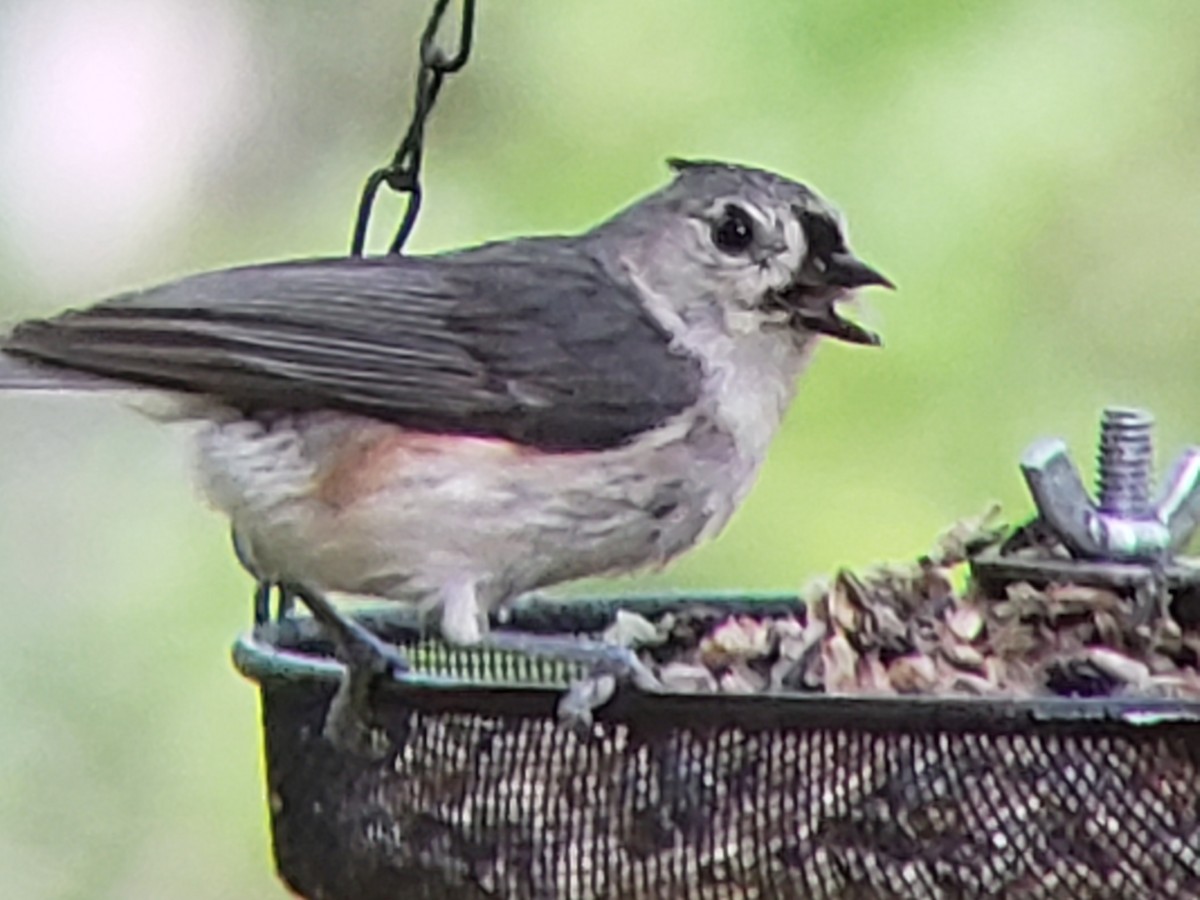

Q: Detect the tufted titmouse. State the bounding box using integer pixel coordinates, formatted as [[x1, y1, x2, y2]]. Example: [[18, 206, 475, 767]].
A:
[[1, 160, 890, 715]]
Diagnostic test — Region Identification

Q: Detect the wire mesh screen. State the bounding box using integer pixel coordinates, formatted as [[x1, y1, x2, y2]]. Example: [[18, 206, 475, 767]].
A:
[[237, 599, 1200, 900]]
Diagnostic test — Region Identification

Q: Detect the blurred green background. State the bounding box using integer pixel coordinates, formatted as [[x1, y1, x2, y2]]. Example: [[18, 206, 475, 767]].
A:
[[2, 1, 1199, 896]]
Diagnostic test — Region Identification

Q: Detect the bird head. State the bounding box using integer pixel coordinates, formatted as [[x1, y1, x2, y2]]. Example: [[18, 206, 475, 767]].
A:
[[597, 159, 893, 346]]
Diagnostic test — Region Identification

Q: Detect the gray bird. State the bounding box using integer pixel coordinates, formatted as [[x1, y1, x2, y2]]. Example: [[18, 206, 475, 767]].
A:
[[0, 160, 890, 728]]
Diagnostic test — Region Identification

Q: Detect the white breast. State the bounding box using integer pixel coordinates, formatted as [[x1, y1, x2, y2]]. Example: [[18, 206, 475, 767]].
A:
[[629, 270, 817, 504]]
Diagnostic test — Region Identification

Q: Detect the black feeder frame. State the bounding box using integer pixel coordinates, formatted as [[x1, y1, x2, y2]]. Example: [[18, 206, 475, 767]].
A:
[[235, 592, 1200, 900]]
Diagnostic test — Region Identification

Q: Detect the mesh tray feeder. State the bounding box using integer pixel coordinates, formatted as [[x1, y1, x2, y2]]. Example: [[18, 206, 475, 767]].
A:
[[234, 592, 1200, 900]]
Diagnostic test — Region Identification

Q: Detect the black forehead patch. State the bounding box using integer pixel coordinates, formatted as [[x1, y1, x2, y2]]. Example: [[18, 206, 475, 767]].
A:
[[667, 157, 729, 172], [798, 209, 845, 259]]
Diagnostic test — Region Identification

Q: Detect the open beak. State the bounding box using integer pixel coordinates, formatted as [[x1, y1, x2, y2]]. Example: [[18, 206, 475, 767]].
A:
[[824, 252, 894, 291], [784, 252, 893, 346]]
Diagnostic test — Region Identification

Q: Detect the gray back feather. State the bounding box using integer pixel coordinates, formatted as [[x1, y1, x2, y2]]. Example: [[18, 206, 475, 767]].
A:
[[0, 353, 123, 391], [2, 238, 703, 451]]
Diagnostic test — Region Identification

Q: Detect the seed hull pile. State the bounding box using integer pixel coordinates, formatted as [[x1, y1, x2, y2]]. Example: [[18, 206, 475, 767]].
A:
[[607, 511, 1200, 701]]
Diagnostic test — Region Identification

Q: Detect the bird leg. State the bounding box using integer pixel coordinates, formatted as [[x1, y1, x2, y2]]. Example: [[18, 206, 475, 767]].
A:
[[283, 582, 410, 757], [274, 584, 296, 621]]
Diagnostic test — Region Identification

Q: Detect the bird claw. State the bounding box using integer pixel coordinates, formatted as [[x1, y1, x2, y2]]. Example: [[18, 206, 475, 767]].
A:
[[557, 673, 618, 732], [479, 631, 661, 733]]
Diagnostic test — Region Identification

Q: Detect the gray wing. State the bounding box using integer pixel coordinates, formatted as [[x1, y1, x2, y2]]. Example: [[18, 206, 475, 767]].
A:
[[3, 239, 703, 451]]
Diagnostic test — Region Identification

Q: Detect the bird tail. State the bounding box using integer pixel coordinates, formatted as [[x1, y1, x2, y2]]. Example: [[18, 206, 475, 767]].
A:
[[0, 351, 122, 391]]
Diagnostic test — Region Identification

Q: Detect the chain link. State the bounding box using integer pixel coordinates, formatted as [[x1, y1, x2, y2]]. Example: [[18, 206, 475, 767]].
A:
[[351, 0, 476, 256]]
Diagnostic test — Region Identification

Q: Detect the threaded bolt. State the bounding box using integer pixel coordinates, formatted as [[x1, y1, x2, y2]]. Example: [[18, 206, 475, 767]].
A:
[[1095, 407, 1154, 518], [1020, 405, 1200, 562]]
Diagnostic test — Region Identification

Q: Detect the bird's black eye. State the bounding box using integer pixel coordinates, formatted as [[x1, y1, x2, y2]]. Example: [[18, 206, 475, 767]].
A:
[[711, 205, 756, 254]]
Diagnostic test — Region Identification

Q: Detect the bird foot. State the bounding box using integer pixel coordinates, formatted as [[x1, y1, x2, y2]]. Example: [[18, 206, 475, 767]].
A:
[[284, 583, 410, 758], [480, 631, 661, 732]]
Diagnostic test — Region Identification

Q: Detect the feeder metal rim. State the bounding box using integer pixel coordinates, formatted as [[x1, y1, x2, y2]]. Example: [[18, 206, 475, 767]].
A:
[[232, 632, 546, 693], [231, 591, 1200, 736]]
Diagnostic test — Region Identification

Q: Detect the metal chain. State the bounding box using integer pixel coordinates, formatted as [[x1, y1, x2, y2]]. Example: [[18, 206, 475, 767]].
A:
[[351, 0, 476, 256]]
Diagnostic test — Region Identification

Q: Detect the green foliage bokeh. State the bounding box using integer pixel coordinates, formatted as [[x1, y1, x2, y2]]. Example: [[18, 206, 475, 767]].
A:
[[1, 1, 1199, 896]]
